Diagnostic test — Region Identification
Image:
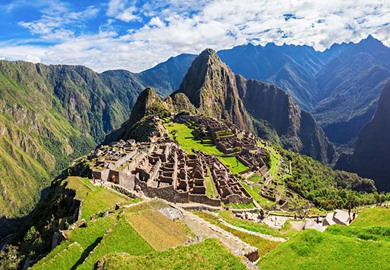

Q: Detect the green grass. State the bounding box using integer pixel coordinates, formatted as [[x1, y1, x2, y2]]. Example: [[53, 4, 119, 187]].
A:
[[194, 211, 280, 257], [66, 177, 136, 220], [224, 202, 255, 209], [103, 238, 247, 270], [249, 176, 261, 183], [219, 156, 248, 175], [125, 202, 190, 250], [326, 225, 390, 242], [205, 167, 219, 198], [79, 217, 154, 269], [65, 214, 117, 249], [259, 229, 390, 270], [165, 123, 248, 174], [165, 123, 221, 155], [32, 211, 118, 269], [350, 207, 390, 227], [33, 242, 84, 270], [241, 183, 274, 207]]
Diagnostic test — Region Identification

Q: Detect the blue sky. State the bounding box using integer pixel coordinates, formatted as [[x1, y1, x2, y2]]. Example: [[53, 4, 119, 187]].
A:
[[0, 0, 389, 72]]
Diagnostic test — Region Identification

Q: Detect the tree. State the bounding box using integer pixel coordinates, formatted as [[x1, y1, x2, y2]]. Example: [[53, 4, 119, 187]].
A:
[[0, 245, 22, 270], [21, 226, 45, 259]]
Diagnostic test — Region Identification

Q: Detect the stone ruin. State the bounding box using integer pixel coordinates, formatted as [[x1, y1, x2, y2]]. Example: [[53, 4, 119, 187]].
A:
[[89, 137, 252, 207]]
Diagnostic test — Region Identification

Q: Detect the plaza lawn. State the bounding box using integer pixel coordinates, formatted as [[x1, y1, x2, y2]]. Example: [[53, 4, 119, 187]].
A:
[[66, 177, 139, 220], [165, 123, 248, 174], [104, 238, 246, 270]]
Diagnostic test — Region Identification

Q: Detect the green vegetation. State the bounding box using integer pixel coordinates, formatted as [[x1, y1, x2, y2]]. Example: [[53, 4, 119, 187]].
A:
[[350, 207, 390, 227], [125, 202, 190, 250], [326, 225, 390, 242], [280, 148, 379, 210], [259, 229, 390, 270], [165, 122, 221, 155], [79, 217, 153, 270], [104, 238, 246, 270], [32, 215, 117, 269], [66, 177, 137, 220], [241, 183, 273, 207], [34, 242, 84, 270], [205, 168, 219, 198], [219, 156, 248, 175]]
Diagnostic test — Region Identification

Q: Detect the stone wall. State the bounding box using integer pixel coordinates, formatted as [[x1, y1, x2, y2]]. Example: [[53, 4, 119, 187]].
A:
[[188, 194, 221, 207]]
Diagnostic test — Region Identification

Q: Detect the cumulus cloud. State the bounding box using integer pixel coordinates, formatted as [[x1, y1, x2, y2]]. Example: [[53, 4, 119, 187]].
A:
[[1, 0, 389, 72], [107, 0, 140, 22]]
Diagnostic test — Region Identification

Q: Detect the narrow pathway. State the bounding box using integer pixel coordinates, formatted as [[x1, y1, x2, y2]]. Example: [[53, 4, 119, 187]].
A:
[[218, 219, 287, 242]]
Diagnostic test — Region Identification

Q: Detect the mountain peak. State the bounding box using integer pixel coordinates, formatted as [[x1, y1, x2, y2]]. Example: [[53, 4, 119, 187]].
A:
[[174, 48, 252, 130], [128, 87, 163, 126]]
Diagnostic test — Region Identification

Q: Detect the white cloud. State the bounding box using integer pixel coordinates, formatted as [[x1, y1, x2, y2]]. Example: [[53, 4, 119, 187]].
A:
[[1, 0, 389, 72], [25, 55, 41, 63], [107, 0, 140, 22], [18, 5, 99, 40]]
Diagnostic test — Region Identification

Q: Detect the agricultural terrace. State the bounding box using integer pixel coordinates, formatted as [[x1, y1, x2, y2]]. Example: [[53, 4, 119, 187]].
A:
[[124, 201, 191, 250], [103, 238, 247, 270], [65, 177, 140, 220]]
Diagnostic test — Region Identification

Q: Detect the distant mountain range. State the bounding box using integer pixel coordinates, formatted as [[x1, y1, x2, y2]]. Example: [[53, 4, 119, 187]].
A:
[[145, 35, 390, 146]]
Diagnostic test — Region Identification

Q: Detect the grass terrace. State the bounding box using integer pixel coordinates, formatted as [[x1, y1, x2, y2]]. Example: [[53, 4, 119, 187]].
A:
[[79, 217, 154, 270], [103, 238, 247, 270], [124, 202, 191, 250], [65, 177, 139, 220], [259, 228, 390, 270]]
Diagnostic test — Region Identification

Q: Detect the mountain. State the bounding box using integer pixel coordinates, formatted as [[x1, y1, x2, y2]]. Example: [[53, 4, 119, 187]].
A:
[[237, 78, 335, 162], [103, 87, 169, 143], [336, 81, 390, 191], [173, 49, 335, 163], [138, 54, 196, 97], [218, 43, 325, 111], [174, 49, 253, 130], [0, 60, 146, 237], [217, 36, 390, 145], [313, 35, 390, 144]]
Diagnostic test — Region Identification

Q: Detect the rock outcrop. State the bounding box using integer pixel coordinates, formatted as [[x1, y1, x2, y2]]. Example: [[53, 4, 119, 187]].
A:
[[336, 81, 390, 191]]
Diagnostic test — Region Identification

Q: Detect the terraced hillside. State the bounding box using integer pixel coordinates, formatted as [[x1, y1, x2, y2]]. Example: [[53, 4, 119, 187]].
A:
[[29, 177, 251, 270]]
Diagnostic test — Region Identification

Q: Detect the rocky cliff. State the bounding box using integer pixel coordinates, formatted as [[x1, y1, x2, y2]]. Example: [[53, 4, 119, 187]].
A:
[[336, 81, 390, 191]]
